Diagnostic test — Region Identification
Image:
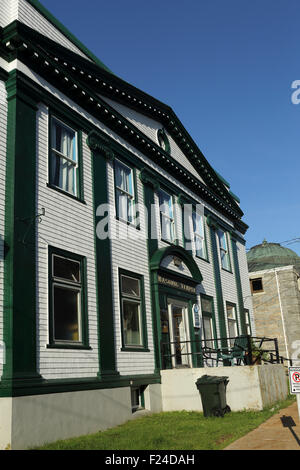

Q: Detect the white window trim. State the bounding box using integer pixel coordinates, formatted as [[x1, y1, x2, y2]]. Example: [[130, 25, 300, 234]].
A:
[[159, 190, 176, 243], [50, 116, 79, 196]]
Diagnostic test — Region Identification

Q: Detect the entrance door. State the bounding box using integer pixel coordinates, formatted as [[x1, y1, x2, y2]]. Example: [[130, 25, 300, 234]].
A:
[[168, 300, 190, 368]]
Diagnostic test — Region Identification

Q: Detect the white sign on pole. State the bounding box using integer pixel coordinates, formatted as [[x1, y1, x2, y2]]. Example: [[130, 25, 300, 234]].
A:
[[288, 366, 300, 394]]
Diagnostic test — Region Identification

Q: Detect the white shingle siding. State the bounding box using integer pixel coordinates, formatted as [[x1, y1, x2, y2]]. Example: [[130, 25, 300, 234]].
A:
[[1, 0, 92, 61], [0, 0, 12, 26], [36, 104, 99, 379], [0, 81, 7, 378]]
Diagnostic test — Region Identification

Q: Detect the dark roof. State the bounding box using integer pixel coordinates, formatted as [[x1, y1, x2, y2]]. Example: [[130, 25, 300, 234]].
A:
[[247, 240, 300, 272]]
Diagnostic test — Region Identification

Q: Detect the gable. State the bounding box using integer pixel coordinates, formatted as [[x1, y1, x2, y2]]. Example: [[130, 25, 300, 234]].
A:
[[100, 95, 206, 185]]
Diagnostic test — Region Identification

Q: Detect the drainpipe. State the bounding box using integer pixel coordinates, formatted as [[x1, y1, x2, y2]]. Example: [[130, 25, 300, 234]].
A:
[[275, 269, 289, 361]]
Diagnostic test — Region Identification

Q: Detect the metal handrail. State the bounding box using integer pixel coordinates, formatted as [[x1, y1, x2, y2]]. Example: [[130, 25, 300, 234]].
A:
[[160, 335, 293, 369]]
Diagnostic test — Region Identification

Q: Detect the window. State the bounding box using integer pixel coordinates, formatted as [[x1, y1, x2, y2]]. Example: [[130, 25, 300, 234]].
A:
[[201, 296, 215, 349], [218, 229, 231, 271], [131, 387, 144, 413], [114, 159, 135, 224], [193, 212, 207, 259], [226, 303, 238, 346], [244, 309, 251, 335], [120, 272, 146, 349], [159, 190, 175, 243], [50, 117, 79, 196], [157, 129, 170, 153], [250, 278, 263, 293], [49, 248, 88, 347]]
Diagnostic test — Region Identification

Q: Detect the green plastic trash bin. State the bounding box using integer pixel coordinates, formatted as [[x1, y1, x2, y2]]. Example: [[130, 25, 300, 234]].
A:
[[195, 375, 231, 417]]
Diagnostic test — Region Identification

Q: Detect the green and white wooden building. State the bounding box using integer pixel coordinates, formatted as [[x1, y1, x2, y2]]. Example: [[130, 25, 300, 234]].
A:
[[0, 0, 254, 449]]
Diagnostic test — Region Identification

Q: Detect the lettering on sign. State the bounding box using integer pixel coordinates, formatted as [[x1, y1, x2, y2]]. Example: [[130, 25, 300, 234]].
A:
[[158, 275, 196, 294]]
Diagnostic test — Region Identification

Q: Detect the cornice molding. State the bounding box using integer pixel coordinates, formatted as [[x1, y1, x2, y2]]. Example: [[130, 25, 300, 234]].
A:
[[139, 168, 160, 191], [86, 130, 115, 161], [206, 214, 219, 231]]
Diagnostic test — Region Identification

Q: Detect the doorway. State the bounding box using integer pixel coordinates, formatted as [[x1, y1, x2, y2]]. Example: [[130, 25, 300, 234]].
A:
[[168, 299, 190, 368]]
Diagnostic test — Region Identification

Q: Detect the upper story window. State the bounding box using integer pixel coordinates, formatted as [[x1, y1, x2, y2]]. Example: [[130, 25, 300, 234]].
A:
[[50, 117, 79, 197], [159, 189, 175, 243], [250, 277, 263, 294], [193, 212, 207, 259], [157, 129, 170, 154], [114, 159, 135, 224], [218, 229, 231, 271]]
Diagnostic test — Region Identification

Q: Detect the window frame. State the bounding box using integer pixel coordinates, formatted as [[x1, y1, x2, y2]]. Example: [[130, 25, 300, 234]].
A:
[[114, 158, 138, 227], [200, 295, 217, 350], [226, 302, 238, 347], [48, 246, 90, 349], [244, 308, 252, 335], [157, 128, 170, 154], [158, 189, 176, 245], [192, 211, 208, 261], [119, 269, 149, 352], [250, 277, 264, 294], [218, 229, 232, 272], [48, 114, 84, 202]]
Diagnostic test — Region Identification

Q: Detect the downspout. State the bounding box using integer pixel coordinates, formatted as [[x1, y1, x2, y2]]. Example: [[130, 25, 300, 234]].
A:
[[275, 269, 289, 360]]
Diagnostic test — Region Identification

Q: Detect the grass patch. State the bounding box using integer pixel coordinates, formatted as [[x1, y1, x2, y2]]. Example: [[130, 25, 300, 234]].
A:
[[34, 395, 296, 450]]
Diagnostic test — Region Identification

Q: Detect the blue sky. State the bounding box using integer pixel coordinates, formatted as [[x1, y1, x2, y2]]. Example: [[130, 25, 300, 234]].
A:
[[40, 0, 300, 255]]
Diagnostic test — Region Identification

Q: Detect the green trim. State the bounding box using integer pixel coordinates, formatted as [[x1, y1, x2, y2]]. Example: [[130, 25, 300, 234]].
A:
[[87, 130, 119, 379], [118, 268, 149, 352], [150, 245, 203, 284], [230, 233, 247, 335], [1, 70, 42, 394], [207, 216, 227, 349], [0, 372, 161, 398], [25, 0, 112, 73], [215, 171, 230, 189], [0, 66, 9, 82], [229, 190, 241, 204], [47, 246, 90, 349]]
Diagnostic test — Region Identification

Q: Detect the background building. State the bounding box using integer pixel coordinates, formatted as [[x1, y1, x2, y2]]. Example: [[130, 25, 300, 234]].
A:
[[247, 240, 300, 361]]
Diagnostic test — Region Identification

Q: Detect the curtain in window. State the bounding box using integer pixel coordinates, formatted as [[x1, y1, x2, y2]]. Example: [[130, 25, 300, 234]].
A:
[[115, 162, 134, 222], [159, 191, 174, 242], [51, 120, 77, 195]]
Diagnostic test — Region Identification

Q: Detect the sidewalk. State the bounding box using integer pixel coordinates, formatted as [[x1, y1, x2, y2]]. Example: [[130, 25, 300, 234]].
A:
[[224, 401, 300, 450]]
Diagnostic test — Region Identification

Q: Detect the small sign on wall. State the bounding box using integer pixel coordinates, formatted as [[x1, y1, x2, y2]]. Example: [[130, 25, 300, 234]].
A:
[[193, 303, 201, 329], [288, 366, 300, 394]]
